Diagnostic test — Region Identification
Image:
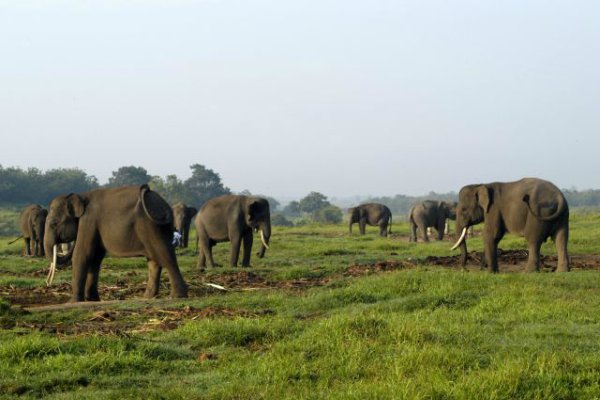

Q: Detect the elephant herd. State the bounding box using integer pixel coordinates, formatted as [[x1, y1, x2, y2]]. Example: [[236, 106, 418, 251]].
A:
[[15, 177, 570, 303]]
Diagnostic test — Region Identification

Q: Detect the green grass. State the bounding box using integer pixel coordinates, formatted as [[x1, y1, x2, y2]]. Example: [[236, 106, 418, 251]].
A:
[[1, 211, 600, 398]]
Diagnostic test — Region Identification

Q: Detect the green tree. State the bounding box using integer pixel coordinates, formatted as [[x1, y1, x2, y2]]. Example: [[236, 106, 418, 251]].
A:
[[184, 164, 230, 206], [106, 166, 151, 188], [313, 205, 343, 224], [299, 192, 331, 213], [283, 200, 301, 217], [150, 174, 186, 204]]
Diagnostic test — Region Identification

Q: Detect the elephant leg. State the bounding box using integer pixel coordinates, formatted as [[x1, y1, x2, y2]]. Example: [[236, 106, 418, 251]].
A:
[[144, 260, 162, 298], [359, 221, 366, 235], [553, 224, 569, 272], [198, 234, 218, 268], [483, 235, 500, 273], [148, 244, 187, 298], [409, 223, 417, 242], [230, 235, 242, 267], [70, 249, 92, 302], [241, 231, 253, 267], [37, 240, 45, 257], [525, 241, 542, 272], [84, 250, 104, 301], [379, 221, 388, 237], [437, 221, 445, 241], [197, 248, 207, 268], [418, 223, 429, 242], [24, 238, 31, 256]]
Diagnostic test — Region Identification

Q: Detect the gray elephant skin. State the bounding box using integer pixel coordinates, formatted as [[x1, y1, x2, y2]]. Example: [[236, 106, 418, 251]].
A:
[[348, 203, 392, 237], [451, 177, 569, 273], [19, 204, 48, 257], [409, 200, 456, 242], [172, 202, 198, 248], [44, 185, 188, 302], [195, 195, 271, 268]]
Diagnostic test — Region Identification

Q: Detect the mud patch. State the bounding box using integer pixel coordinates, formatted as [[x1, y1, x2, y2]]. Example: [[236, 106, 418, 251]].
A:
[[194, 271, 332, 291], [424, 249, 600, 272]]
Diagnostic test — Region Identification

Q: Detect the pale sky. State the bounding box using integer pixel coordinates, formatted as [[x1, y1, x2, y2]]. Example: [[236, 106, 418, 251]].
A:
[[1, 0, 599, 198]]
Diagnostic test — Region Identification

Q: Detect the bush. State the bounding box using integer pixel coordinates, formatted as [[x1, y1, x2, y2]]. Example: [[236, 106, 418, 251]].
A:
[[313, 206, 343, 224], [271, 213, 293, 227]]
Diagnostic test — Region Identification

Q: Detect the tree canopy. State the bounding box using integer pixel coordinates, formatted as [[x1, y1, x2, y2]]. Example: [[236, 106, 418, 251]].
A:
[[106, 166, 151, 188]]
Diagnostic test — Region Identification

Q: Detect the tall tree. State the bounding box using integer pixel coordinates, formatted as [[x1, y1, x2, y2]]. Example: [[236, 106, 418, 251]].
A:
[[106, 166, 151, 188], [299, 192, 331, 213], [184, 164, 230, 207]]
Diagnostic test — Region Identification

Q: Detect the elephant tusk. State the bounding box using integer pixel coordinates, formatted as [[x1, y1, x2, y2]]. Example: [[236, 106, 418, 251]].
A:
[[46, 244, 58, 286], [450, 227, 468, 251], [260, 230, 270, 250]]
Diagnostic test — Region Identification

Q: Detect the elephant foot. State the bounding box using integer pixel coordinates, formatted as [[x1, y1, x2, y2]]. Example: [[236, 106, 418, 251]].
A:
[[524, 264, 539, 273], [170, 288, 188, 298], [143, 289, 158, 298], [85, 294, 101, 302]]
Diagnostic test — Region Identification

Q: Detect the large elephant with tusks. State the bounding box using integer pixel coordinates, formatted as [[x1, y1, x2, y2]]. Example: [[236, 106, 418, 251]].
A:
[[44, 185, 188, 302], [195, 195, 271, 268], [451, 177, 569, 273]]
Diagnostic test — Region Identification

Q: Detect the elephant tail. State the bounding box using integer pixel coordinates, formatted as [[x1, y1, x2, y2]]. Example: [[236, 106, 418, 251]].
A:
[[523, 192, 568, 222], [140, 185, 173, 225]]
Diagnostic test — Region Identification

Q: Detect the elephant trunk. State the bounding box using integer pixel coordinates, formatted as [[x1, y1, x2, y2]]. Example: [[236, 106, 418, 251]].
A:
[[36, 221, 46, 257], [451, 216, 469, 266], [257, 220, 271, 258], [44, 227, 74, 266], [348, 220, 353, 233]]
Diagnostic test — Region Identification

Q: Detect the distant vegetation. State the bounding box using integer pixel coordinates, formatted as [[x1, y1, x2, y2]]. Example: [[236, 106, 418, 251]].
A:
[[1, 164, 600, 220]]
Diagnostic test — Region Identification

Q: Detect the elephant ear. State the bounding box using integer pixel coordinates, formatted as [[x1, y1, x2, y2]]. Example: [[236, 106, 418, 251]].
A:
[[476, 186, 493, 213], [66, 194, 86, 218], [140, 185, 173, 225]]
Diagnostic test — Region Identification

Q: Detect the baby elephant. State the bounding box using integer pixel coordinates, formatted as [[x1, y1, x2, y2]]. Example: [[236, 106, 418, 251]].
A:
[[409, 200, 457, 242], [195, 195, 271, 268], [19, 204, 48, 257], [348, 203, 392, 237]]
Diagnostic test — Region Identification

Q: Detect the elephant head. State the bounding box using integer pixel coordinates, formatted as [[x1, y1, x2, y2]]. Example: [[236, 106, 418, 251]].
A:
[[44, 193, 84, 265], [172, 203, 198, 234], [440, 201, 458, 220], [347, 207, 364, 233], [246, 197, 271, 258], [451, 185, 490, 265]]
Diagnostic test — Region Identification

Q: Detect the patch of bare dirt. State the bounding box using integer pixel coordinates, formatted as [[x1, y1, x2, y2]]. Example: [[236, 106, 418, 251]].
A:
[[345, 260, 417, 276], [10, 305, 274, 336], [424, 249, 600, 272]]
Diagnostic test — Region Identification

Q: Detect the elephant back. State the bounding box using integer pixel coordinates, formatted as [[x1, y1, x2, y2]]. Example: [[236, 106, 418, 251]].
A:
[[139, 185, 173, 225]]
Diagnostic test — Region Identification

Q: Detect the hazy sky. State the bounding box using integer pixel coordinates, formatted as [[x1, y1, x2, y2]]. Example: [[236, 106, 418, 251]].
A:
[[1, 1, 599, 198]]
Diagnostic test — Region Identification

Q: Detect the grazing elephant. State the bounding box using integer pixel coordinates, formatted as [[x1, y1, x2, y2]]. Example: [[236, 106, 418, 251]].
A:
[[409, 200, 457, 242], [172, 203, 198, 248], [44, 185, 188, 302], [451, 177, 569, 273], [348, 203, 392, 237], [195, 195, 271, 268], [19, 204, 48, 257]]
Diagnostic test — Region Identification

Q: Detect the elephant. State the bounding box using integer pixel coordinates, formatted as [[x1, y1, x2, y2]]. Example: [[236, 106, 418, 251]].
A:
[[451, 177, 569, 273], [172, 202, 198, 248], [408, 200, 457, 242], [348, 203, 392, 237], [19, 204, 48, 257], [44, 185, 188, 302], [195, 195, 271, 268]]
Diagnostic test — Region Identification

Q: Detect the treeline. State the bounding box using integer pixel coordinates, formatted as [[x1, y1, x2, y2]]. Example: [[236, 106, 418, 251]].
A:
[[0, 164, 229, 207]]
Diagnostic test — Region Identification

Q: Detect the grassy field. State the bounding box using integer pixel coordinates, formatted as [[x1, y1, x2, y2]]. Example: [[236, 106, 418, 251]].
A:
[[2, 212, 600, 399]]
